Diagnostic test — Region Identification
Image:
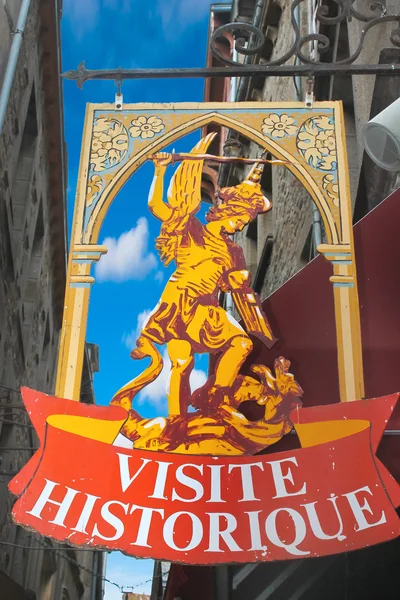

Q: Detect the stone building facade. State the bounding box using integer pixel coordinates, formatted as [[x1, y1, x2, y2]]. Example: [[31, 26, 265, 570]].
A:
[[206, 0, 400, 301], [0, 1, 104, 598], [197, 1, 400, 599]]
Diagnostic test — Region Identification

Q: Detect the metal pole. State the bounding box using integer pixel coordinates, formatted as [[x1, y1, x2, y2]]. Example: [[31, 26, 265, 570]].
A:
[[62, 63, 400, 87], [211, 2, 233, 13], [235, 0, 266, 101], [305, 0, 323, 252], [0, 0, 31, 135], [310, 1, 323, 252], [151, 153, 288, 166], [150, 560, 162, 600], [312, 202, 322, 247], [91, 551, 98, 600], [294, 0, 302, 99]]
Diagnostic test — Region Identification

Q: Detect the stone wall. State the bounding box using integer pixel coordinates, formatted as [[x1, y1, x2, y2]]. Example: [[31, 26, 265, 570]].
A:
[[231, 0, 314, 300], [0, 2, 103, 598], [233, 0, 400, 300], [260, 167, 313, 297], [258, 0, 314, 297], [0, 1, 23, 85]]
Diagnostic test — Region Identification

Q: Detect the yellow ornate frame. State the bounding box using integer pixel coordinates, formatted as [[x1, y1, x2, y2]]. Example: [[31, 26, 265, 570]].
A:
[[56, 102, 363, 404]]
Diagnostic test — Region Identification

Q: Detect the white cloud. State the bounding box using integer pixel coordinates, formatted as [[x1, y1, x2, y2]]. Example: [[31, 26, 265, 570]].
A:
[[96, 218, 158, 282], [190, 367, 209, 392], [122, 309, 152, 350], [122, 309, 208, 409], [138, 350, 207, 409], [154, 271, 164, 283]]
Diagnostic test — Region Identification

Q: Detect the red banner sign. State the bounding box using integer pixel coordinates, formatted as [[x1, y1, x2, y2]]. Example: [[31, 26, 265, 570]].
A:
[[9, 389, 400, 564]]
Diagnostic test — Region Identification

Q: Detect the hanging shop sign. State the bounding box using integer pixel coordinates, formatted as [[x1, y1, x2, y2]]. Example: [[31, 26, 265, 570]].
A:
[[9, 103, 400, 563], [9, 389, 400, 563]]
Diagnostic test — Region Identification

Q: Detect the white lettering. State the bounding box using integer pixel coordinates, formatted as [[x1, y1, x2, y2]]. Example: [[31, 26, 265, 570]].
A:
[[343, 486, 386, 531], [302, 497, 346, 542], [205, 513, 241, 552], [267, 457, 306, 499], [206, 465, 226, 503], [172, 464, 204, 503], [245, 511, 264, 551], [265, 508, 309, 556], [149, 461, 173, 500], [228, 462, 264, 502], [117, 454, 152, 493], [163, 512, 203, 552], [26, 479, 79, 528], [130, 505, 165, 547], [71, 493, 100, 534], [92, 501, 128, 541]]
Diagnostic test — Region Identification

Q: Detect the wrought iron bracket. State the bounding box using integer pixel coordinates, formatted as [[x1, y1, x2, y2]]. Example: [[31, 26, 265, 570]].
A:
[[62, 0, 400, 88], [210, 0, 400, 68], [62, 62, 400, 88]]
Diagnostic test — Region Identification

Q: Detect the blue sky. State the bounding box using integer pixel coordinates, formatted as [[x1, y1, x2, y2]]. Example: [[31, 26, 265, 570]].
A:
[[61, 0, 227, 596]]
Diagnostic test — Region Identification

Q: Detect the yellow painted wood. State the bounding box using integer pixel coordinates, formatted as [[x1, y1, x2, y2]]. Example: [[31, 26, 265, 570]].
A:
[[333, 103, 365, 400], [86, 110, 337, 245], [320, 244, 364, 402], [55, 106, 107, 401], [55, 101, 365, 407]]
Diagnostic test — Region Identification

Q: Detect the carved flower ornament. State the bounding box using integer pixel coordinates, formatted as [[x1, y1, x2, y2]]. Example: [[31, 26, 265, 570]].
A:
[[90, 118, 129, 172], [129, 116, 165, 139], [86, 174, 103, 207], [261, 113, 298, 138], [322, 173, 339, 207], [296, 115, 337, 171]]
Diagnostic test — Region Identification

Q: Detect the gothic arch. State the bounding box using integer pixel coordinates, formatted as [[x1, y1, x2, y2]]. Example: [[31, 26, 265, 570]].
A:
[[56, 102, 363, 406], [84, 111, 338, 245]]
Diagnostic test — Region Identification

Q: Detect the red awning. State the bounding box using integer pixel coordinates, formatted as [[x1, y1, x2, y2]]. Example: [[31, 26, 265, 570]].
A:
[[165, 188, 400, 599]]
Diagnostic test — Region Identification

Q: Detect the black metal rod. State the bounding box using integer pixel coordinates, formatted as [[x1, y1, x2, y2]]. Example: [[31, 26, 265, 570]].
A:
[[150, 153, 289, 166], [62, 63, 400, 88]]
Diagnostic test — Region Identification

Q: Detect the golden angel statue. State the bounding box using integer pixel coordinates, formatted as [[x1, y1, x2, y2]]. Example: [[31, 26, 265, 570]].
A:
[[111, 133, 302, 455]]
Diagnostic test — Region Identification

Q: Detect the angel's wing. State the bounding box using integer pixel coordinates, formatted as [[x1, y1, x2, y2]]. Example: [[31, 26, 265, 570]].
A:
[[167, 131, 217, 215], [156, 132, 217, 266]]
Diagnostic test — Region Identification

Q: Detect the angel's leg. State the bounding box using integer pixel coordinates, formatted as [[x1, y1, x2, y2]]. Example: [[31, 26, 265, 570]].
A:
[[204, 335, 253, 410], [214, 334, 253, 388], [112, 335, 163, 410], [167, 339, 194, 416]]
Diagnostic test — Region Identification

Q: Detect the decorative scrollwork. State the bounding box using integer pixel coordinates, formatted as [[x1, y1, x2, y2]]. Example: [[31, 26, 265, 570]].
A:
[[350, 0, 387, 22], [210, 22, 266, 66], [210, 0, 400, 68], [323, 173, 339, 206], [62, 1, 400, 87], [90, 118, 129, 172], [315, 0, 349, 25], [86, 175, 104, 207], [296, 115, 337, 172]]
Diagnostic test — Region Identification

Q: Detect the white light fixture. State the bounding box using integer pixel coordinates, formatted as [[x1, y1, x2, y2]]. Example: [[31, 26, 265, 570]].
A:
[[362, 97, 400, 172]]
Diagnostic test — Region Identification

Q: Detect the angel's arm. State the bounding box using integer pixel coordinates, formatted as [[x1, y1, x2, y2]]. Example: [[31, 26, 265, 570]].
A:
[[220, 245, 276, 347], [148, 153, 174, 222]]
